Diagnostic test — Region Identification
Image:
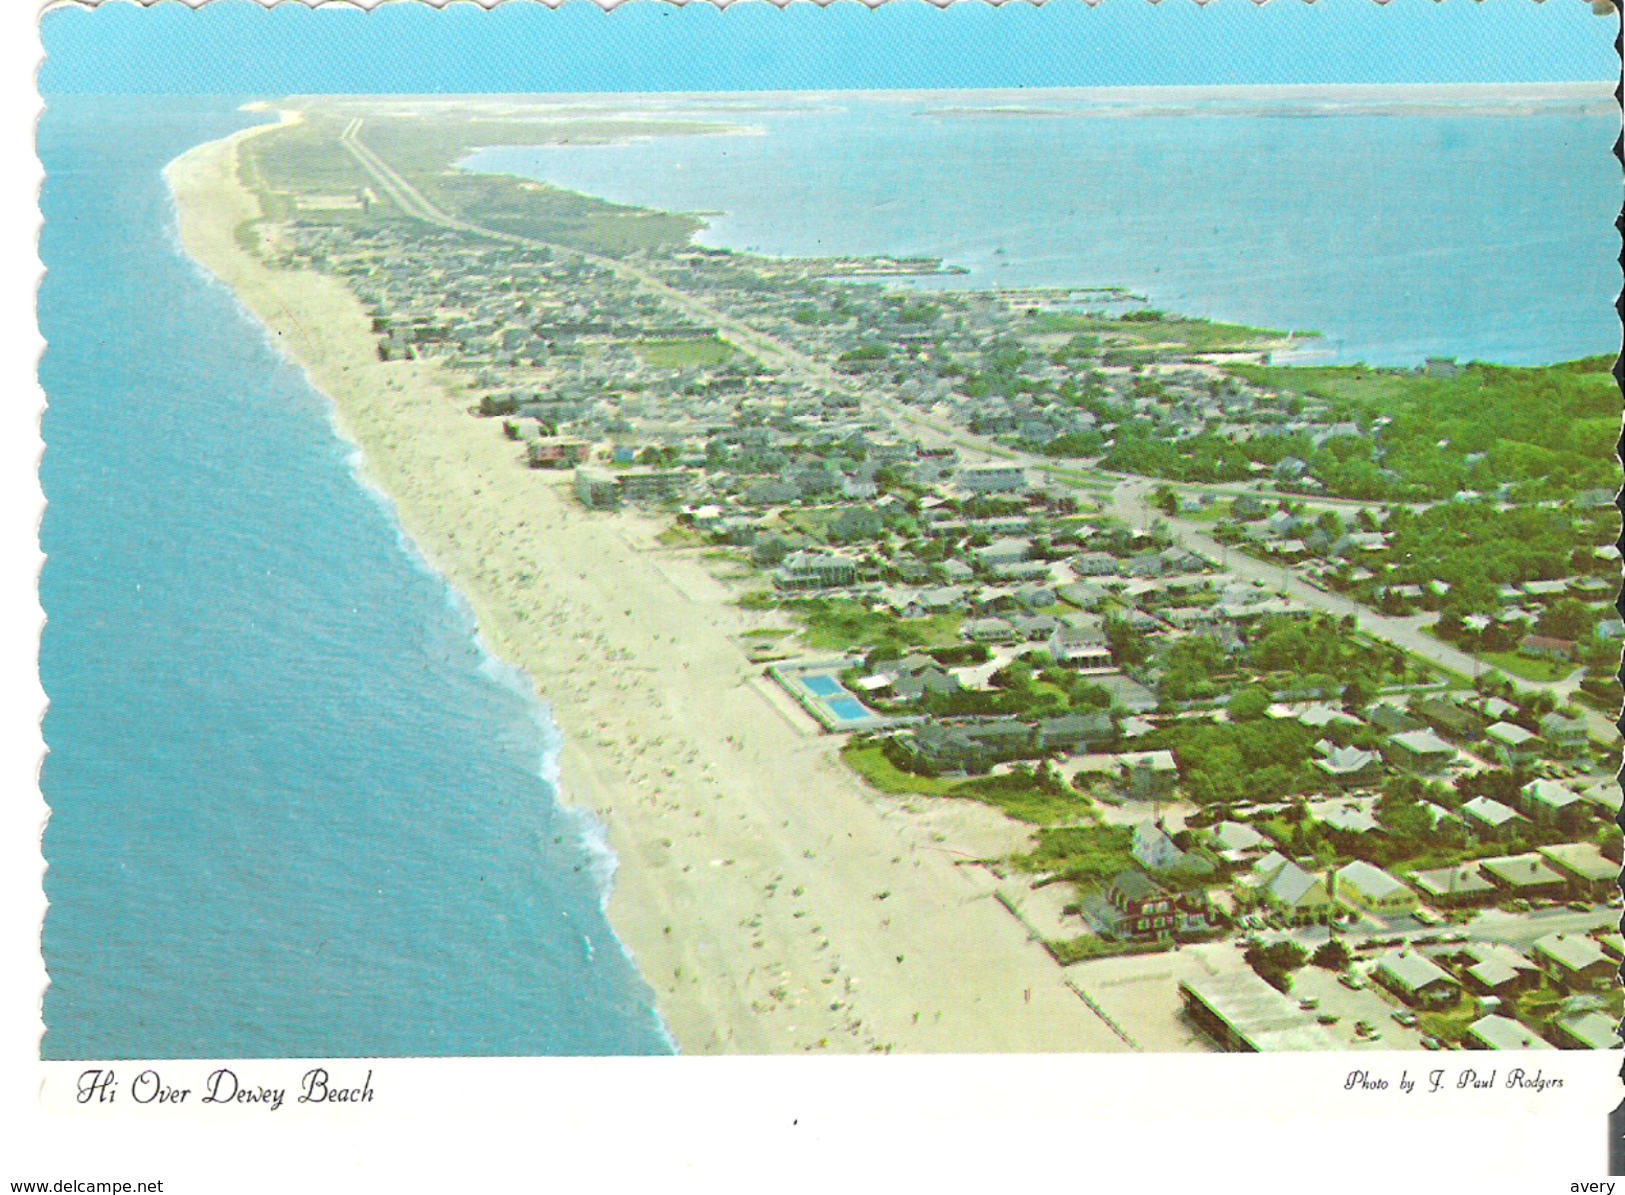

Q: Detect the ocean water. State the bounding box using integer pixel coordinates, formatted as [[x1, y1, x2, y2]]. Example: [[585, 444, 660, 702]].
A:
[[38, 96, 672, 1059], [467, 88, 1621, 367]]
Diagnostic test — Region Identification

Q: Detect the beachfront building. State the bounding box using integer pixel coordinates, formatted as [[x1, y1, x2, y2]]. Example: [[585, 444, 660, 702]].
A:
[[574, 467, 622, 510], [1332, 860, 1417, 917], [1254, 857, 1333, 925], [774, 551, 859, 591], [1090, 870, 1211, 940], [1178, 972, 1337, 1052]]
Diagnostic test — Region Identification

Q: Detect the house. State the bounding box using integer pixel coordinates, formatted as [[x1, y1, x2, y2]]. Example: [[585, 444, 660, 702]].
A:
[[1072, 552, 1120, 578], [1090, 870, 1212, 940], [1333, 860, 1417, 917], [774, 551, 859, 591], [900, 725, 985, 774], [958, 719, 1037, 759], [1411, 863, 1498, 908], [1367, 702, 1422, 736], [1466, 1015, 1555, 1052], [974, 537, 1033, 569], [1035, 713, 1115, 754], [1554, 1011, 1621, 1050], [1314, 745, 1382, 787], [1531, 933, 1615, 990], [1384, 728, 1457, 774], [1315, 801, 1381, 837], [1582, 779, 1623, 818], [1374, 952, 1459, 1008], [1519, 779, 1587, 832], [958, 464, 1028, 494], [1413, 697, 1484, 743], [1540, 712, 1590, 757], [1485, 721, 1539, 767], [1116, 750, 1179, 800], [1460, 796, 1526, 839], [1479, 854, 1568, 901], [1461, 945, 1541, 998], [1132, 820, 1186, 872], [526, 437, 591, 469], [1258, 860, 1333, 925], [962, 617, 1018, 644], [1537, 843, 1617, 900], [1518, 634, 1576, 662], [573, 467, 622, 510], [1203, 821, 1269, 866]]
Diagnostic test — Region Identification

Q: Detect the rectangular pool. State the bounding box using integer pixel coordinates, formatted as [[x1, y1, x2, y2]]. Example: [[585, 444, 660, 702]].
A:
[[801, 675, 845, 698], [826, 697, 872, 722]]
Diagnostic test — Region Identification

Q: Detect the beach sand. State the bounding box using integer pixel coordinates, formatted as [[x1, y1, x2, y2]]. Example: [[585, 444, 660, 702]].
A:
[[164, 122, 1130, 1054]]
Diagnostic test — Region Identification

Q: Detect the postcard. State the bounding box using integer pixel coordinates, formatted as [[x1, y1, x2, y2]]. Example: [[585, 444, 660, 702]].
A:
[[11, 0, 1623, 1189]]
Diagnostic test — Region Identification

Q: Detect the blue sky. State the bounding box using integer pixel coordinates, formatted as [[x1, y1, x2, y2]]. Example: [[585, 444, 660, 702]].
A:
[[41, 0, 1618, 94]]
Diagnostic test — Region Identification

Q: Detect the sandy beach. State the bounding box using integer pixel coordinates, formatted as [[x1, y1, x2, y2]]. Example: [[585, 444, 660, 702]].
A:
[[164, 121, 1129, 1054]]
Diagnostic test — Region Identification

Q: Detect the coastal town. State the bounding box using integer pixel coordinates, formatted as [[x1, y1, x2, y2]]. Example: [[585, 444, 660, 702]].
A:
[[245, 107, 1620, 1055]]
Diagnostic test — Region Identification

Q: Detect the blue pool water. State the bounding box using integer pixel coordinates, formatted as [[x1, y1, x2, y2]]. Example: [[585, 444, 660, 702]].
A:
[[801, 675, 846, 699], [826, 698, 874, 723]]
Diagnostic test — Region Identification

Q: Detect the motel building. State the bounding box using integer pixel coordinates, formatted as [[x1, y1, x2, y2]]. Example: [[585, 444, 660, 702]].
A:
[[1332, 860, 1418, 918]]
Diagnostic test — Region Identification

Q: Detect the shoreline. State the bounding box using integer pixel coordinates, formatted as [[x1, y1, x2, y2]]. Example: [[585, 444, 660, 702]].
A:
[[165, 121, 1132, 1054]]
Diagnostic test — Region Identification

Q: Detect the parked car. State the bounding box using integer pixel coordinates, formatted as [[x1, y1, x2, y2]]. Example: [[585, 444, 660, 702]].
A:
[[1299, 997, 1320, 1011], [1568, 900, 1592, 912], [1392, 1011, 1419, 1028], [1317, 1014, 1340, 1026], [1339, 973, 1366, 990], [1421, 1036, 1442, 1051]]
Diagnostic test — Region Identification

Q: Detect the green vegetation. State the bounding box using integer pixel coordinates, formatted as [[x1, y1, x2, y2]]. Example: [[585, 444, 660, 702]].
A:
[[783, 598, 961, 652], [839, 743, 959, 797], [1140, 718, 1323, 804], [841, 746, 1088, 824], [1418, 995, 1484, 1047], [1037, 310, 1287, 352], [244, 110, 712, 255], [1010, 824, 1137, 886], [1477, 650, 1576, 683], [1229, 358, 1621, 502], [1045, 935, 1171, 966], [632, 336, 736, 369], [1245, 939, 1308, 993]]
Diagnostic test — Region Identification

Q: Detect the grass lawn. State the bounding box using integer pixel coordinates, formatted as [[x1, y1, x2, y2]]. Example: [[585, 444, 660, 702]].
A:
[[840, 743, 960, 797], [788, 598, 961, 652], [1418, 995, 1484, 1046], [1009, 823, 1137, 882], [1480, 651, 1577, 684], [632, 336, 736, 369]]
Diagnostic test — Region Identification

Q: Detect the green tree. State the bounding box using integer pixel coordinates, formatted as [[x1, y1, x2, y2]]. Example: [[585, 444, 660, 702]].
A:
[[1227, 685, 1272, 723]]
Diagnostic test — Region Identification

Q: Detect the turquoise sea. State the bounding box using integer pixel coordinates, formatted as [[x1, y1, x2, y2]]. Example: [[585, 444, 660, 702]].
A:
[[37, 88, 1618, 1060], [39, 96, 672, 1058], [468, 88, 1621, 367]]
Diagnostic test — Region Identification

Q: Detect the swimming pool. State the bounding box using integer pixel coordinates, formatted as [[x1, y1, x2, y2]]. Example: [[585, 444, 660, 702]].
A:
[[801, 675, 845, 698], [826, 697, 872, 722]]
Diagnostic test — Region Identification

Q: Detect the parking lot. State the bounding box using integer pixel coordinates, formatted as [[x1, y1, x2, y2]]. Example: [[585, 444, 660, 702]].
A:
[[1287, 959, 1432, 1051]]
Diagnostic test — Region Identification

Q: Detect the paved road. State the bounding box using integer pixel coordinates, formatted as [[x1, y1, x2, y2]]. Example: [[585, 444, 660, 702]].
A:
[[340, 122, 1617, 747]]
